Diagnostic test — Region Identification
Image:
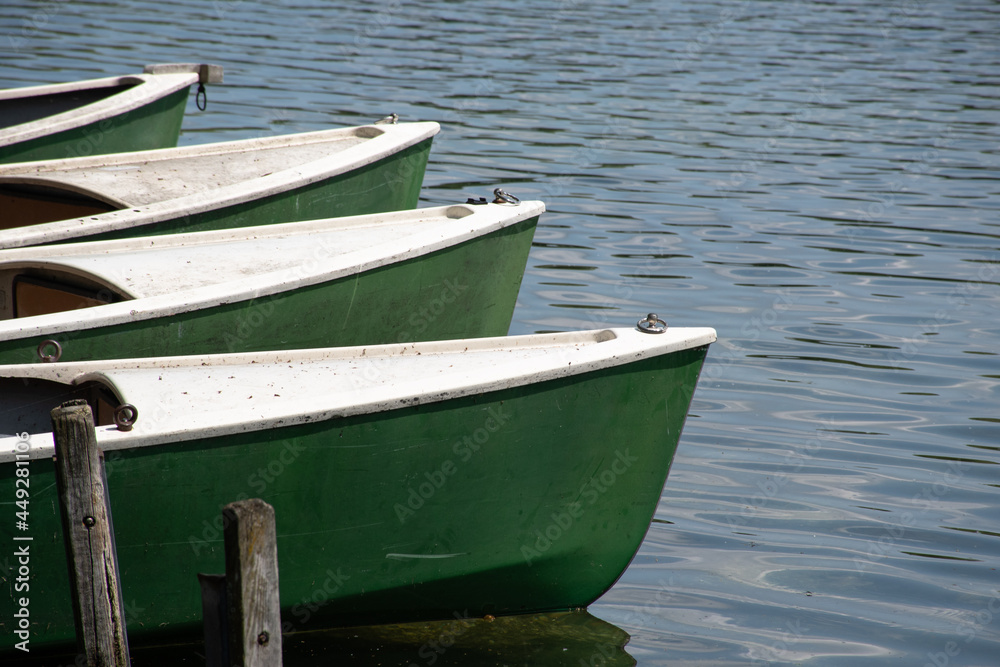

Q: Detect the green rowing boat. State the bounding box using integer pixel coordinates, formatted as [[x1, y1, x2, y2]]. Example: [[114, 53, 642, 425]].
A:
[[0, 64, 222, 164], [0, 200, 542, 364], [0, 121, 439, 248], [0, 323, 715, 653]]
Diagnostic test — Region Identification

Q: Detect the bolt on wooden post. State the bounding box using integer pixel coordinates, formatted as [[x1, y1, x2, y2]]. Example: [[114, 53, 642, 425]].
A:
[[51, 399, 131, 667]]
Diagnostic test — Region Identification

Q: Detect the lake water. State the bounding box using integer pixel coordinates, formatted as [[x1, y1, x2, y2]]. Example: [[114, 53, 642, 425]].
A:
[[4, 0, 999, 665]]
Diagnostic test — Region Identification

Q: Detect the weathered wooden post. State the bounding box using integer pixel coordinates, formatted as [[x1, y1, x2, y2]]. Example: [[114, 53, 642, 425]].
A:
[[222, 498, 282, 667], [51, 399, 131, 667]]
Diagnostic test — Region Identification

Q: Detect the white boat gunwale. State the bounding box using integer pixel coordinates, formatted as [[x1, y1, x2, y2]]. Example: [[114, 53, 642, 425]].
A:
[[0, 325, 717, 461], [0, 200, 543, 337], [0, 122, 389, 172], [0, 70, 200, 146], [0, 121, 441, 248]]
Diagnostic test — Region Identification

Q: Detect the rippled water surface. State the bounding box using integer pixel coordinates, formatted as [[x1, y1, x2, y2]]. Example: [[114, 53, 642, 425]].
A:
[[4, 1, 999, 664]]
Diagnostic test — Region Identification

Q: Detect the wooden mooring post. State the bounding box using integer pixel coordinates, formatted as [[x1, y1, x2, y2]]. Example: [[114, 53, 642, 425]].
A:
[[50, 398, 282, 667], [51, 399, 131, 667], [200, 498, 283, 667]]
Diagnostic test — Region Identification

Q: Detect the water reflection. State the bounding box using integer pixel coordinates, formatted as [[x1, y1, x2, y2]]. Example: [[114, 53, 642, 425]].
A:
[[11, 611, 633, 667], [278, 611, 634, 667]]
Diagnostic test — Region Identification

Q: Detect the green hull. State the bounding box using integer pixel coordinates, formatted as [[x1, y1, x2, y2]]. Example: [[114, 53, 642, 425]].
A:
[[0, 87, 190, 164], [0, 215, 537, 364], [0, 344, 708, 653]]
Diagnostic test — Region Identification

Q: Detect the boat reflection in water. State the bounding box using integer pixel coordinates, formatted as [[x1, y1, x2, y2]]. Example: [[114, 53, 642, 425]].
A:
[[228, 610, 634, 667], [277, 610, 635, 667], [11, 610, 634, 667]]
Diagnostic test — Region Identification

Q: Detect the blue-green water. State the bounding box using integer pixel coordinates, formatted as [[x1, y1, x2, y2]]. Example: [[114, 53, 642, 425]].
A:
[[3, 1, 999, 664]]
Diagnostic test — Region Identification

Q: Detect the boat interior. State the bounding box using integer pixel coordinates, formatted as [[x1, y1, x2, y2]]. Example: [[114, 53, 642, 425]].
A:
[[0, 182, 121, 229], [0, 82, 137, 128], [0, 266, 127, 319], [1, 376, 121, 435]]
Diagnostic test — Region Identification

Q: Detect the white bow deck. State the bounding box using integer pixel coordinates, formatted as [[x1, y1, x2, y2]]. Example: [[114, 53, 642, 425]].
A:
[[0, 130, 373, 206]]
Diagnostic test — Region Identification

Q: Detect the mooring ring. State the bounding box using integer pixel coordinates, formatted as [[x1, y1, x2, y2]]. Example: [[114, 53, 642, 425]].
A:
[[636, 313, 668, 334], [492, 188, 520, 205], [37, 339, 62, 362], [114, 404, 139, 431]]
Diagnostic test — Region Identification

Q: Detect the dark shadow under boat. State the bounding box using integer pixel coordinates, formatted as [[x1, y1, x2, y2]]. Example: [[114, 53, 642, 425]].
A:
[[5, 610, 635, 667]]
